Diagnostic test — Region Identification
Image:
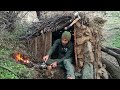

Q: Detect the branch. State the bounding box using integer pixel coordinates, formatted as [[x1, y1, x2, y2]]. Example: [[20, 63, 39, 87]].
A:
[[19, 19, 71, 40]]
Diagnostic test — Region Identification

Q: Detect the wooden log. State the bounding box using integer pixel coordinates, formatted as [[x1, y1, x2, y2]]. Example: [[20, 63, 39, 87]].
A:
[[101, 58, 120, 79], [101, 46, 120, 67]]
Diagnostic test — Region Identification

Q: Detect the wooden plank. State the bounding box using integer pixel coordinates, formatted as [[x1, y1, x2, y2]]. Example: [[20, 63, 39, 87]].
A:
[[45, 32, 52, 55], [35, 32, 52, 61]]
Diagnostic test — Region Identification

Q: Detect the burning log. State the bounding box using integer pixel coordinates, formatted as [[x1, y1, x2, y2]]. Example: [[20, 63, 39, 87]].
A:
[[14, 52, 30, 64]]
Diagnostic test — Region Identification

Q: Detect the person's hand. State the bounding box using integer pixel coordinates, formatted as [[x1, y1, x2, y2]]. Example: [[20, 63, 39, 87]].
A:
[[51, 61, 57, 68], [43, 55, 49, 62]]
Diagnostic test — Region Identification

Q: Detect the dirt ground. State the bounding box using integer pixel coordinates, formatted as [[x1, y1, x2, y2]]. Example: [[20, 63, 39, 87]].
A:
[[34, 66, 66, 79]]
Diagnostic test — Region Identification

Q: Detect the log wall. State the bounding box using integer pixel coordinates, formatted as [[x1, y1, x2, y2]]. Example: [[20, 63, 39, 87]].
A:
[[27, 32, 52, 62]]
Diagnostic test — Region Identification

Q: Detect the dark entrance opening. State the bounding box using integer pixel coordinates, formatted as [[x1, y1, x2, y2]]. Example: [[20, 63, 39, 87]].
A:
[[52, 26, 74, 45], [51, 26, 75, 63]]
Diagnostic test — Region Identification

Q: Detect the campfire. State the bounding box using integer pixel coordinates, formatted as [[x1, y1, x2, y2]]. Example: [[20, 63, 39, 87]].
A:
[[13, 52, 30, 64], [12, 52, 40, 68]]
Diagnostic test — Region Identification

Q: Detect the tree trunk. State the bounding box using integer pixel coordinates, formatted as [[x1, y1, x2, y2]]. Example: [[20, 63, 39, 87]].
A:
[[106, 46, 120, 54], [101, 46, 120, 66]]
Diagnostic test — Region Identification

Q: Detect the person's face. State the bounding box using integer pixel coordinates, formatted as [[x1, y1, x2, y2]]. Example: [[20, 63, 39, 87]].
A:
[[61, 38, 69, 46]]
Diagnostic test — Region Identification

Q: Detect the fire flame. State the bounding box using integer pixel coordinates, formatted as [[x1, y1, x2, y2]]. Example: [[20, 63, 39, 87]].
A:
[[14, 53, 30, 64]]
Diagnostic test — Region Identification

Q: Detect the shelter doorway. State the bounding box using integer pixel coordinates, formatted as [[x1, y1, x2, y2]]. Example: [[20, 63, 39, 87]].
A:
[[52, 26, 74, 44], [51, 26, 75, 64]]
